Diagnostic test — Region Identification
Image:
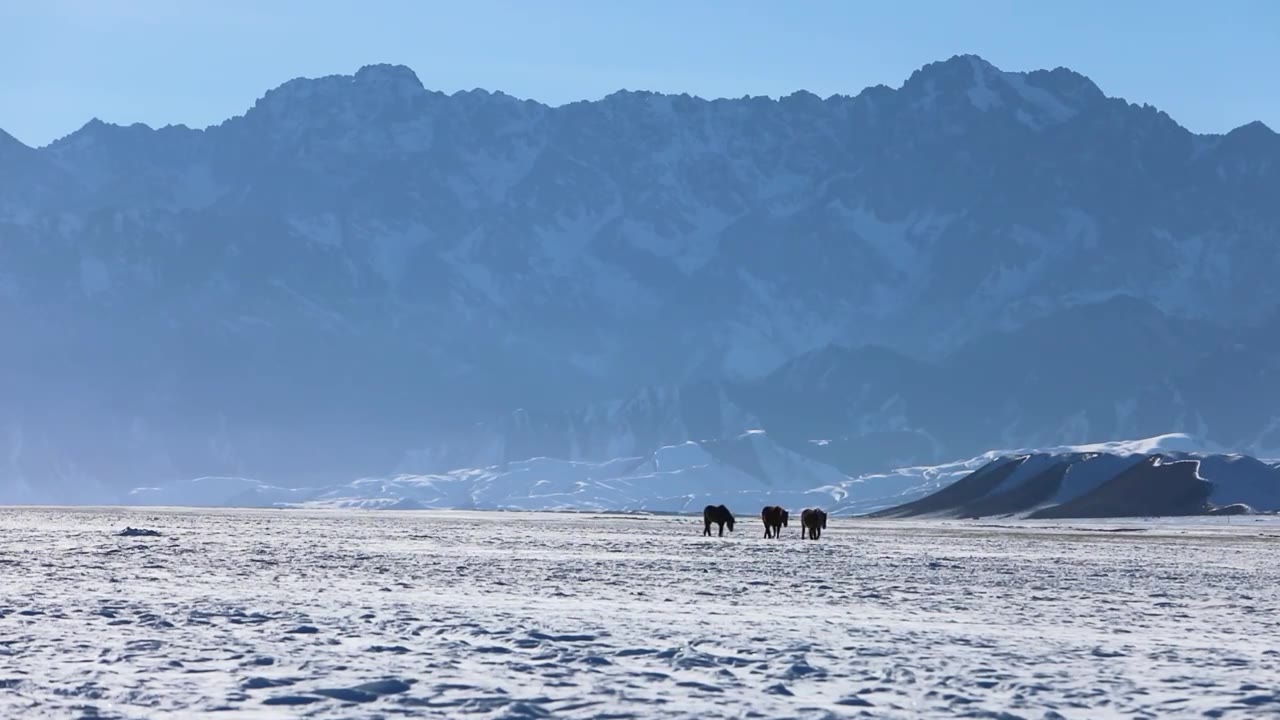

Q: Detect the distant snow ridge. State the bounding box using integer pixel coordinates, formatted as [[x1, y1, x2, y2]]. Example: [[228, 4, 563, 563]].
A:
[[129, 431, 898, 514], [127, 433, 1280, 518], [872, 435, 1280, 519]]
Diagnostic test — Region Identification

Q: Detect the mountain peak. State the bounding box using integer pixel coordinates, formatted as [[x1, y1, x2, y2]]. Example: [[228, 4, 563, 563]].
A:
[[903, 53, 998, 88], [1224, 119, 1277, 141], [241, 64, 431, 131], [352, 63, 425, 94], [899, 54, 1103, 129], [43, 117, 161, 154], [1024, 66, 1105, 104], [1214, 119, 1279, 172]]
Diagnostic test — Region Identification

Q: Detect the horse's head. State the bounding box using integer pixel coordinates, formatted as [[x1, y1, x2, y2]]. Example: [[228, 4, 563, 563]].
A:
[[726, 512, 735, 532], [820, 511, 828, 528], [781, 510, 789, 527]]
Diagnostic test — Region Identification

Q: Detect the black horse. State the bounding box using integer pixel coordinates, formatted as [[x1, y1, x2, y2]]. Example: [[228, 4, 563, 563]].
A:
[[761, 505, 789, 538], [703, 504, 736, 536], [800, 508, 827, 540]]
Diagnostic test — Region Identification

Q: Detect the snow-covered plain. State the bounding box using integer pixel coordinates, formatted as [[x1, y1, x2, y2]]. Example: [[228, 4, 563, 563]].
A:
[[2, 508, 1278, 718]]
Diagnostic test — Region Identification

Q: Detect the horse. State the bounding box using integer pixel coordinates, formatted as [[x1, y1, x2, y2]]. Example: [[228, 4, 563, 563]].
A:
[[760, 505, 789, 538], [800, 508, 828, 540], [703, 504, 736, 537]]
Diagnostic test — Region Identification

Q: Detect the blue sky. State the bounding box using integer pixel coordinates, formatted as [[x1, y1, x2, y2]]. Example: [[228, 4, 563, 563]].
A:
[[2, 0, 1276, 146]]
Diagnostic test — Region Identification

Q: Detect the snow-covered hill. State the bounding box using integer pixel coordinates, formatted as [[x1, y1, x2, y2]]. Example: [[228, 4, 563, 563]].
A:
[[2, 55, 1279, 500], [872, 433, 1280, 519]]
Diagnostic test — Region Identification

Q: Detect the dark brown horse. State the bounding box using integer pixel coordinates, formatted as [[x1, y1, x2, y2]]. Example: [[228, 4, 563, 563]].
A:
[[703, 504, 735, 536], [761, 505, 789, 538], [800, 508, 827, 540]]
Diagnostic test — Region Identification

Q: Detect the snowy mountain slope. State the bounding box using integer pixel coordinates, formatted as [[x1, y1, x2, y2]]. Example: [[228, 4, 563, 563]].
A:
[[872, 435, 1280, 519], [2, 55, 1280, 499]]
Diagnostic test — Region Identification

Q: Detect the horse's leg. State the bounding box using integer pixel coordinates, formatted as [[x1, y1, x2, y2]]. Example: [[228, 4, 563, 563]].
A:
[[718, 522, 725, 537]]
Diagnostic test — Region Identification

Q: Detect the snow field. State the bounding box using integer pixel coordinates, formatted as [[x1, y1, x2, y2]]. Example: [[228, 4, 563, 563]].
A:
[[0, 507, 1278, 718]]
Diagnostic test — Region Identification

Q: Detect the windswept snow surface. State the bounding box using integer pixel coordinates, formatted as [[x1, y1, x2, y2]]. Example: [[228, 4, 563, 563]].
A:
[[2, 507, 1279, 718]]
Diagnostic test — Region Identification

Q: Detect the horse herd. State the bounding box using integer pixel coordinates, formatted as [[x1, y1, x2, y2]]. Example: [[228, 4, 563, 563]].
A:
[[701, 504, 829, 540]]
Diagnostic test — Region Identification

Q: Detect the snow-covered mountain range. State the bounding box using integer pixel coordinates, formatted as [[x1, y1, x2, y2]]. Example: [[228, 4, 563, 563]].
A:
[[2, 54, 1279, 502], [125, 432, 1280, 518]]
